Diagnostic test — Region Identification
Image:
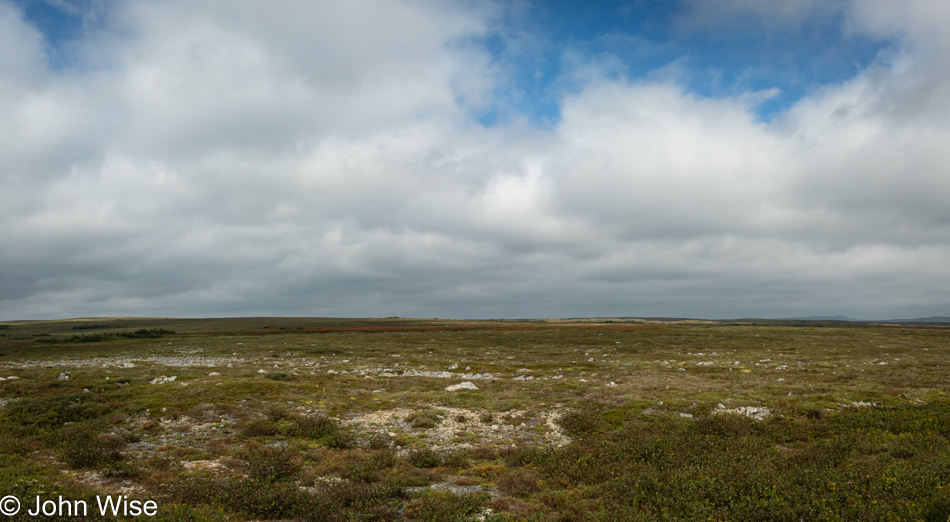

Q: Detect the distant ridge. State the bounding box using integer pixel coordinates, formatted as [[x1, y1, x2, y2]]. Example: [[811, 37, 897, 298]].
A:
[[881, 316, 950, 323], [777, 315, 950, 323], [781, 315, 860, 321]]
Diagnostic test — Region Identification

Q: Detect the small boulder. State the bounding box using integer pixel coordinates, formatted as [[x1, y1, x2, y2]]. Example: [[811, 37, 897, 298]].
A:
[[445, 381, 478, 392]]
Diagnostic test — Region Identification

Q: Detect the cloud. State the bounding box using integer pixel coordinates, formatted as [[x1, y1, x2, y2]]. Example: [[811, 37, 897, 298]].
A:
[[1, 0, 949, 320]]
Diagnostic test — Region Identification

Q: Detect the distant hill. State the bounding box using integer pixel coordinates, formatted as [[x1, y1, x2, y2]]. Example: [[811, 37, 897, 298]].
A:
[[881, 316, 950, 323], [781, 315, 861, 321]]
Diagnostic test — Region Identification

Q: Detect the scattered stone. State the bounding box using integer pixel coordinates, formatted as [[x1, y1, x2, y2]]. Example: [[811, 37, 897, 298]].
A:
[[512, 375, 526, 381], [8, 376, 21, 380], [445, 381, 479, 392], [448, 363, 459, 370], [208, 372, 221, 376], [841, 401, 878, 408], [696, 361, 713, 366], [82, 388, 90, 393], [150, 376, 177, 385], [606, 382, 617, 387], [713, 404, 771, 421], [58, 373, 69, 380], [679, 413, 694, 418], [257, 369, 267, 374], [775, 365, 788, 370]]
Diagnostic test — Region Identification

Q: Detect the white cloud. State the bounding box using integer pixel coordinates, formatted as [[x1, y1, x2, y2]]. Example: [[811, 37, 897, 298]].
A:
[[1, 0, 950, 320]]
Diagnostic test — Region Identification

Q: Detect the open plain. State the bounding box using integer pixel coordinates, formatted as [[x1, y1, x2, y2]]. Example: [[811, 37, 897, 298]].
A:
[[1, 317, 949, 521]]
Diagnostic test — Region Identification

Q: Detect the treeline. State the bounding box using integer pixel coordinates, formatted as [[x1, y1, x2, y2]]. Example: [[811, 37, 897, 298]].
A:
[[71, 324, 114, 330], [43, 328, 175, 343]]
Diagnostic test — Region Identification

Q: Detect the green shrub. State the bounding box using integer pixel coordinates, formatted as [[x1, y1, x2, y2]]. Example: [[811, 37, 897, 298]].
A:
[[47, 328, 175, 343], [498, 468, 542, 497], [4, 393, 114, 435], [57, 426, 125, 469], [558, 408, 605, 438], [368, 432, 392, 449], [408, 449, 468, 469], [406, 409, 444, 430], [238, 444, 302, 482], [241, 417, 278, 437], [408, 448, 442, 469], [404, 490, 490, 522]]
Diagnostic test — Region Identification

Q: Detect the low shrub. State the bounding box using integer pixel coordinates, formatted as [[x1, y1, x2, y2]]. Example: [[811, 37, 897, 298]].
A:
[[406, 409, 444, 430], [558, 408, 605, 438], [408, 449, 468, 469], [498, 468, 542, 497], [57, 426, 125, 469], [238, 444, 302, 482], [403, 490, 490, 522]]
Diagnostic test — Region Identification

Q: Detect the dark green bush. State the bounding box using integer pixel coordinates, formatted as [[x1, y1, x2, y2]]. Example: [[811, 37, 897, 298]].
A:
[[498, 468, 542, 497], [238, 444, 302, 482], [558, 408, 605, 438], [403, 490, 490, 522], [47, 328, 175, 343], [406, 409, 444, 430], [57, 426, 125, 469], [162, 475, 405, 520], [3, 393, 114, 434], [407, 448, 467, 469], [241, 417, 278, 437], [408, 448, 442, 468]]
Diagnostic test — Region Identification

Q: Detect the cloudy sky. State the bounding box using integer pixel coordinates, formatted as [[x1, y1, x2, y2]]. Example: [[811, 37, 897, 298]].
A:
[[2, 0, 949, 321]]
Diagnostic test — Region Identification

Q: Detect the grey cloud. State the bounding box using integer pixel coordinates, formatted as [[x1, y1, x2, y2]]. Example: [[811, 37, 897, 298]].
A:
[[1, 0, 949, 321]]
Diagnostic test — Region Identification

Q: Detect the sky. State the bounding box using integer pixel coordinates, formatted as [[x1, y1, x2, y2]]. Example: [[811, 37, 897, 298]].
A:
[[1, 0, 949, 321]]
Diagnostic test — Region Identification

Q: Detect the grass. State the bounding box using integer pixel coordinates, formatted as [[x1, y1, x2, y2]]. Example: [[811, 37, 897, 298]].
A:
[[1, 316, 950, 520]]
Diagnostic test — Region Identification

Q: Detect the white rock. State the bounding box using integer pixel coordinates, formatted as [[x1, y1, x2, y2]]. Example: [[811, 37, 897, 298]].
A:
[[679, 413, 694, 418], [58, 373, 68, 380], [512, 375, 526, 381], [258, 369, 267, 374], [445, 381, 479, 392], [448, 363, 459, 370], [209, 372, 221, 376], [606, 382, 618, 387]]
